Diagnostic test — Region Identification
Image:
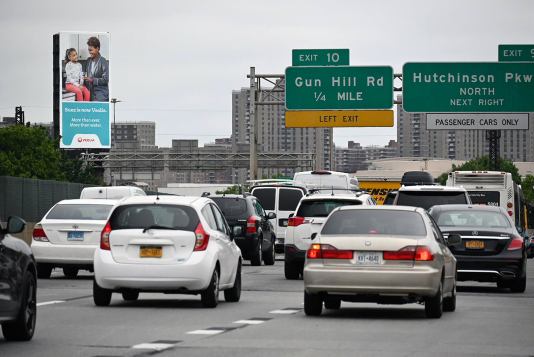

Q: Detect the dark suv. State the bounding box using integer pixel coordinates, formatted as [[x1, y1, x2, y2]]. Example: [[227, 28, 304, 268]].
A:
[[209, 194, 276, 266]]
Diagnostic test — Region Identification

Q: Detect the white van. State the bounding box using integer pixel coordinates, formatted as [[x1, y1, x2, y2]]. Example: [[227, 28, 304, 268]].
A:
[[249, 182, 308, 254], [293, 170, 359, 190], [80, 186, 146, 200]]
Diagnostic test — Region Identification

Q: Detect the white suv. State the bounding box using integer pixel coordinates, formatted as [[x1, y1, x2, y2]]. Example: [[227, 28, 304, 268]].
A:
[[284, 189, 377, 279]]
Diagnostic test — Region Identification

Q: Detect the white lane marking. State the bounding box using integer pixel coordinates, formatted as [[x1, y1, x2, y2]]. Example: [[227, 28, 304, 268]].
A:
[[234, 319, 267, 325], [269, 309, 301, 314], [132, 343, 175, 351], [37, 300, 66, 307], [187, 329, 227, 335]]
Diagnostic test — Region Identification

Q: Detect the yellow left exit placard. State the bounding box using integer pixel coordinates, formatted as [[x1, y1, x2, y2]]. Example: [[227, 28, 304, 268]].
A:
[[285, 110, 394, 128]]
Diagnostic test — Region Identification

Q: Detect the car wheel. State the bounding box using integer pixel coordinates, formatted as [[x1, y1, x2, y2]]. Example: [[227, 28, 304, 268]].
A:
[[93, 279, 112, 306], [224, 261, 241, 302], [63, 267, 79, 278], [250, 243, 262, 266], [425, 281, 443, 318], [284, 261, 300, 280], [497, 280, 510, 289], [324, 298, 341, 310], [1, 272, 37, 341], [443, 282, 456, 312], [122, 291, 139, 301], [201, 269, 219, 308], [263, 239, 275, 266], [37, 265, 52, 279], [304, 291, 322, 316], [510, 275, 527, 293]]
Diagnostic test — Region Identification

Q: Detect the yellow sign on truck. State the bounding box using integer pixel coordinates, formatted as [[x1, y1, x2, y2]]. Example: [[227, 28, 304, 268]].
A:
[[358, 180, 401, 205]]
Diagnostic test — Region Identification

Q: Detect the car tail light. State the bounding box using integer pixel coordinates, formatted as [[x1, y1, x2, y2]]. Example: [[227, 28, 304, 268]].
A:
[[288, 216, 307, 227], [100, 221, 111, 250], [246, 216, 257, 233], [194, 222, 210, 251], [383, 246, 434, 261], [306, 244, 353, 259], [508, 211, 513, 216], [32, 223, 49, 242], [507, 238, 523, 251]]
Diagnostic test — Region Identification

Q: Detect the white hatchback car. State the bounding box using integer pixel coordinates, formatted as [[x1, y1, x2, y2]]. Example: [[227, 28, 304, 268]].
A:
[[32, 199, 117, 278], [93, 195, 242, 308], [284, 189, 377, 279]]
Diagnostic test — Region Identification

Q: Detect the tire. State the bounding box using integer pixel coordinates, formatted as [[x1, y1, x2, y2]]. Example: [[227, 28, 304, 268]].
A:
[[224, 262, 241, 302], [443, 282, 456, 312], [304, 291, 322, 316], [510, 275, 527, 293], [263, 239, 275, 266], [37, 265, 52, 279], [93, 280, 112, 306], [63, 267, 79, 278], [122, 291, 139, 301], [497, 280, 510, 289], [425, 281, 443, 318], [324, 298, 341, 310], [250, 243, 263, 266], [201, 269, 219, 308], [284, 261, 300, 280], [1, 272, 37, 341]]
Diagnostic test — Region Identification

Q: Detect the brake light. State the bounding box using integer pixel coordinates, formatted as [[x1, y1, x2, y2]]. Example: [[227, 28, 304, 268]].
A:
[[32, 223, 49, 242], [194, 222, 210, 251], [311, 170, 331, 175], [100, 221, 111, 250], [415, 246, 435, 261], [383, 246, 434, 261], [306, 244, 353, 259], [288, 216, 306, 227], [508, 211, 513, 216], [246, 216, 257, 233], [507, 238, 523, 251]]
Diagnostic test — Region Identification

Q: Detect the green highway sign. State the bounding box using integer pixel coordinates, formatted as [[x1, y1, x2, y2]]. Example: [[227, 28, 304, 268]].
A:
[[402, 62, 534, 113], [499, 45, 534, 62], [292, 49, 349, 66], [285, 66, 393, 110]]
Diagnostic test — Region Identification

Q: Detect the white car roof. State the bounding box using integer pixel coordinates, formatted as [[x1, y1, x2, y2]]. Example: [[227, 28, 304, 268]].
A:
[[336, 205, 424, 213], [301, 192, 371, 202], [116, 195, 206, 206], [398, 185, 467, 192], [56, 199, 118, 205]]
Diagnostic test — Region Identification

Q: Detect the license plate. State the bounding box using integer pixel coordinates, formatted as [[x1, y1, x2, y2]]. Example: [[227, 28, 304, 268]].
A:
[[355, 251, 382, 265], [140, 246, 162, 258], [466, 240, 484, 249], [67, 232, 84, 241], [282, 219, 288, 227]]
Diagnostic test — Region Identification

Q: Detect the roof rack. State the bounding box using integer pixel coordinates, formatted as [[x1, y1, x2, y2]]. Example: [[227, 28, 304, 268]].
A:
[[306, 188, 368, 197]]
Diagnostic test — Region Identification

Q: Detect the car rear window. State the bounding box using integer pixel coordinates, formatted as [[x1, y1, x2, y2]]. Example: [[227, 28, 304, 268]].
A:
[[109, 204, 199, 231], [296, 200, 362, 217], [436, 210, 510, 228], [251, 188, 275, 210], [321, 209, 427, 236], [396, 191, 468, 210], [46, 204, 113, 220], [210, 197, 248, 216], [279, 188, 304, 211]]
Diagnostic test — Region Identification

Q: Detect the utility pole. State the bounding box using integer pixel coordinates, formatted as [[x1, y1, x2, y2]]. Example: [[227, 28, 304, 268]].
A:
[[249, 67, 258, 181], [111, 98, 121, 150], [15, 106, 24, 125]]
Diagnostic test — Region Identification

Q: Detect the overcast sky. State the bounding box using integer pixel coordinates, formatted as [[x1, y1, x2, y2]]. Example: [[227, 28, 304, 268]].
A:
[[1, 0, 532, 148]]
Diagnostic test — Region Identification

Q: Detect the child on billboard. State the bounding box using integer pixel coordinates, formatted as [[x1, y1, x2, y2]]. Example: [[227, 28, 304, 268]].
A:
[[65, 48, 90, 101]]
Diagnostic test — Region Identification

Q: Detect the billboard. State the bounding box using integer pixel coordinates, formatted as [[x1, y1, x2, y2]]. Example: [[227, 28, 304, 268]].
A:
[[59, 31, 111, 148]]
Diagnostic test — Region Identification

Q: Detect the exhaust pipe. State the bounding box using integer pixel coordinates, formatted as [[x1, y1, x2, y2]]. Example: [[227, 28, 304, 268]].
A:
[[500, 271, 515, 278]]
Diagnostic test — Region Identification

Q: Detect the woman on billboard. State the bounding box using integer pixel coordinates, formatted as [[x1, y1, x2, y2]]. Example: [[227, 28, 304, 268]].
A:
[[83, 36, 109, 102]]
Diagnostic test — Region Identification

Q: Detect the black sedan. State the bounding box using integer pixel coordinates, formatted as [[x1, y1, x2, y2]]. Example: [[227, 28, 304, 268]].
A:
[[428, 205, 527, 293], [0, 216, 37, 341]]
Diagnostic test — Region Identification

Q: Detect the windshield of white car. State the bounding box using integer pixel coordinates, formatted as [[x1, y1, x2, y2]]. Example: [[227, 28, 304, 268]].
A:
[[46, 204, 113, 220]]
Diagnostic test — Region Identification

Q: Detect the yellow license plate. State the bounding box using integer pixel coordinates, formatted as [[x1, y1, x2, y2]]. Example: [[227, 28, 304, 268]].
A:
[[140, 247, 162, 258], [466, 241, 484, 249]]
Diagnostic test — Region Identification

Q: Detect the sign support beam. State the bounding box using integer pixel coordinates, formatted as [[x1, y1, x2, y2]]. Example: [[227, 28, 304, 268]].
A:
[[486, 130, 501, 170]]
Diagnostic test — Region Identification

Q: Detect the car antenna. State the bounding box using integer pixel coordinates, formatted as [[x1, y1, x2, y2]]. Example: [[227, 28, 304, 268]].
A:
[[331, 186, 334, 196], [156, 186, 160, 200]]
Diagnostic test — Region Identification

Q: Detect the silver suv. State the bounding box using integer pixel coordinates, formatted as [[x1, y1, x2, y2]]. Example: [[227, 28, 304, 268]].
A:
[[284, 189, 376, 279]]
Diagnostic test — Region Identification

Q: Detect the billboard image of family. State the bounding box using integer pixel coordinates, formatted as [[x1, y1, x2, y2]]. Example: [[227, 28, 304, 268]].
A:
[[59, 31, 111, 149]]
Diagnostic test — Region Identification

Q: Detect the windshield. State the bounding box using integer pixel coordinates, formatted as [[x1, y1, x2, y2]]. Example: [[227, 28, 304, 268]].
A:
[[321, 209, 427, 236], [110, 204, 199, 231], [46, 204, 113, 220], [467, 191, 500, 207], [210, 198, 248, 216], [297, 200, 362, 217], [436, 210, 510, 228], [396, 191, 468, 210]]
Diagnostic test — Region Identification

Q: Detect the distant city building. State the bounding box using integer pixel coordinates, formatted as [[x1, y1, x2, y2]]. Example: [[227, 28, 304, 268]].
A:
[[0, 117, 16, 129], [111, 121, 156, 150], [397, 94, 534, 161], [334, 141, 367, 173], [365, 140, 398, 161]]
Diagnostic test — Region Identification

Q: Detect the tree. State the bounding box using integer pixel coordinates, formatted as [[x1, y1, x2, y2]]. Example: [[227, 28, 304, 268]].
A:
[[522, 175, 534, 203], [261, 173, 287, 180], [58, 152, 100, 184], [436, 156, 521, 185]]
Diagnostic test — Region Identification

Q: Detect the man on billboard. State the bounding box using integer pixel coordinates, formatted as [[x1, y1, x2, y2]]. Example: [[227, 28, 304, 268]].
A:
[[84, 36, 109, 102]]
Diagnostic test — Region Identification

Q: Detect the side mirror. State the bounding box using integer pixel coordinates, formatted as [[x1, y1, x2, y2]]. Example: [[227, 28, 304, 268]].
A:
[[311, 233, 317, 240], [446, 233, 462, 246], [268, 212, 276, 219], [7, 216, 26, 234], [516, 226, 524, 234]]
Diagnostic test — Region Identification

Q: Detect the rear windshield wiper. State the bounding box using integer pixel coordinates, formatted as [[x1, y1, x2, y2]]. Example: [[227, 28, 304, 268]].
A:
[[142, 225, 179, 233]]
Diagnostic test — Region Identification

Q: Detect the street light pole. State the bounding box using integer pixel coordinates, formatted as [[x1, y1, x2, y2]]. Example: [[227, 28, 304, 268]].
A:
[[111, 98, 122, 150]]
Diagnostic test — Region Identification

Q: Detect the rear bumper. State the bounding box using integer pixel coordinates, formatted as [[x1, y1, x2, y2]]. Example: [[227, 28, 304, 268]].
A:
[[32, 241, 96, 266], [234, 233, 260, 258], [94, 250, 214, 291], [456, 254, 526, 282], [304, 263, 441, 297], [284, 244, 306, 266]]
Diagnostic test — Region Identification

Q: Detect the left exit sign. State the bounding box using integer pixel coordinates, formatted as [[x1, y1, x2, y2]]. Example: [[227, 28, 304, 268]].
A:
[[292, 49, 349, 66]]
